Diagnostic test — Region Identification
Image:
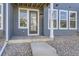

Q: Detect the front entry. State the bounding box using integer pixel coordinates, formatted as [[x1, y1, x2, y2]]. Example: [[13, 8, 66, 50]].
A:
[[28, 10, 39, 36]]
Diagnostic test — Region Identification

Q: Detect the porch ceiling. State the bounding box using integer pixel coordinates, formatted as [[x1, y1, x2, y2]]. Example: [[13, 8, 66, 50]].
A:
[[12, 3, 49, 9]]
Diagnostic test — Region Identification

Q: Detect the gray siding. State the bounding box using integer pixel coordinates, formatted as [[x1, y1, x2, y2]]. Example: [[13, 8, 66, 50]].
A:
[[53, 3, 79, 36], [43, 3, 79, 36], [13, 7, 28, 36], [0, 4, 6, 38], [12, 6, 44, 36], [8, 3, 79, 38], [8, 4, 14, 39], [44, 7, 50, 36]]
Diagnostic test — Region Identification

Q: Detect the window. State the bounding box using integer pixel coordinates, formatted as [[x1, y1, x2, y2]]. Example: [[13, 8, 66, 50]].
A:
[[0, 4, 3, 30], [18, 8, 28, 29], [59, 10, 68, 29], [52, 9, 58, 29], [48, 9, 58, 29], [69, 11, 77, 29], [48, 8, 51, 29]]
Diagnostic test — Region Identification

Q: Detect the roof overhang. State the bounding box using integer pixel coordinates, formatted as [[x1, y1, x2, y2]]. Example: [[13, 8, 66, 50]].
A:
[[12, 3, 49, 9]]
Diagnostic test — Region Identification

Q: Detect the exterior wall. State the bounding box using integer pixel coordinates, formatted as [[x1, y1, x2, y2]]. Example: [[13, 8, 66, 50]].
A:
[[53, 3, 79, 36], [8, 3, 79, 37], [8, 4, 14, 39], [39, 10, 44, 35], [12, 6, 44, 36], [44, 3, 79, 36], [44, 6, 50, 36], [13, 7, 28, 36], [0, 4, 6, 38]]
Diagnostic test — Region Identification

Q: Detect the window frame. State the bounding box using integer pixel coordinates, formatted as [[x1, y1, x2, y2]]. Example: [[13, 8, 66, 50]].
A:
[[0, 4, 3, 30], [59, 10, 68, 30], [48, 9, 58, 29], [18, 8, 28, 29], [69, 11, 77, 30]]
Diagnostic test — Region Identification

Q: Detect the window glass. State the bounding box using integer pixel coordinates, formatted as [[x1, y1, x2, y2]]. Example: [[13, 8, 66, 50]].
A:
[[60, 12, 67, 20], [70, 21, 76, 28], [59, 10, 68, 29], [19, 9, 27, 28], [53, 11, 57, 18], [60, 20, 66, 28], [69, 11, 77, 29], [53, 20, 57, 28]]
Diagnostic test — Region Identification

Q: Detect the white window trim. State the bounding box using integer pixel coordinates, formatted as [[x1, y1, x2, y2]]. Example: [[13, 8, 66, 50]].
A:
[[0, 4, 3, 30], [69, 11, 77, 30], [18, 8, 28, 29], [48, 9, 58, 30], [48, 8, 51, 29], [53, 9, 58, 30], [59, 10, 68, 30]]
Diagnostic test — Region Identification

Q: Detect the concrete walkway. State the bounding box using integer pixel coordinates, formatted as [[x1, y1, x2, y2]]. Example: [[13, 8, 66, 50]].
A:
[[31, 42, 58, 56]]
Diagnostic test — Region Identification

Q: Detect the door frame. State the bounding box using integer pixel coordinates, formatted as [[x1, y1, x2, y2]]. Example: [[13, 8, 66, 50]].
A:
[[28, 9, 39, 36]]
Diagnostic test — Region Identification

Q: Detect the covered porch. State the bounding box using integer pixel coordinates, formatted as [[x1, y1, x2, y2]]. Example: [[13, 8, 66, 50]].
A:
[[7, 3, 53, 41]]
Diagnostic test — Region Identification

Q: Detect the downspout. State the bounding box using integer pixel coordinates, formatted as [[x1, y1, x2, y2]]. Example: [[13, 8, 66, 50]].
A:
[[50, 3, 54, 39], [6, 3, 9, 41]]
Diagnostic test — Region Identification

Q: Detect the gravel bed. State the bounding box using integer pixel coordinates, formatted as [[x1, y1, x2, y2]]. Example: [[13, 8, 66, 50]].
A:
[[0, 39, 5, 51], [47, 36, 79, 56], [2, 43, 32, 56]]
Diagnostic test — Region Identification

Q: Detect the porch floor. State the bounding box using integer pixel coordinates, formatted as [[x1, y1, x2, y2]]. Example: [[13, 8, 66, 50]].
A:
[[9, 36, 53, 44]]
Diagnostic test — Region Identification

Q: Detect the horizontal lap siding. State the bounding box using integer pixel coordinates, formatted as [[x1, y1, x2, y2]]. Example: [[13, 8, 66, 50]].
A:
[[53, 3, 79, 36], [0, 4, 6, 38], [13, 7, 44, 36], [44, 3, 79, 36], [13, 7, 28, 36], [44, 7, 50, 36]]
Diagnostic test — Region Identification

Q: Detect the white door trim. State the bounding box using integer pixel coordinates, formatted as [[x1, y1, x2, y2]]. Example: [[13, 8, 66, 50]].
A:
[[28, 9, 39, 36]]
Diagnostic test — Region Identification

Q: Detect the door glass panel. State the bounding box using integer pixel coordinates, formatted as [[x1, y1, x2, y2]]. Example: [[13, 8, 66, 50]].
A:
[[29, 11, 38, 34]]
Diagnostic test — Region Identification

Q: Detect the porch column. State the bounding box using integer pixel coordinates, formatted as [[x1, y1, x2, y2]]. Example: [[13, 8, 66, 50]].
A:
[[6, 3, 9, 41], [50, 3, 54, 39]]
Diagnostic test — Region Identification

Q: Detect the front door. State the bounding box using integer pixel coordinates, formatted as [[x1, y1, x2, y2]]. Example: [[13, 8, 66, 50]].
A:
[[28, 10, 39, 36]]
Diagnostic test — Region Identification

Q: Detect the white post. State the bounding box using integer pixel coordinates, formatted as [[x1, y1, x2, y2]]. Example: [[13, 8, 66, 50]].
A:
[[50, 3, 54, 39], [6, 3, 9, 41]]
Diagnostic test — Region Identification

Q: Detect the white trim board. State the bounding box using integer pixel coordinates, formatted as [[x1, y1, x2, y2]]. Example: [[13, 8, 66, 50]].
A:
[[0, 3, 3, 30]]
